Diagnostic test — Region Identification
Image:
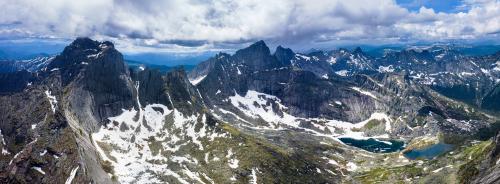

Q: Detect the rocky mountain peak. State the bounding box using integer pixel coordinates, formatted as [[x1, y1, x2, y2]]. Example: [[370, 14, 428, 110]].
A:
[[46, 37, 126, 86], [233, 40, 283, 70], [214, 52, 231, 60], [337, 48, 351, 55], [305, 48, 322, 54], [274, 45, 294, 65], [67, 37, 99, 50], [251, 40, 268, 49], [60, 37, 116, 59], [308, 50, 326, 56], [275, 45, 289, 53], [235, 40, 271, 56], [353, 47, 363, 54], [70, 37, 114, 48]]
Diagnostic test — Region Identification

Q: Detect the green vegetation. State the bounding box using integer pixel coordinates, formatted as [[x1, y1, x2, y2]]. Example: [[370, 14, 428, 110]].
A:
[[457, 140, 493, 183], [364, 119, 384, 130], [164, 121, 339, 184], [355, 164, 423, 184], [351, 119, 385, 132], [351, 139, 496, 184], [95, 141, 118, 162], [101, 160, 114, 174], [102, 159, 117, 181]]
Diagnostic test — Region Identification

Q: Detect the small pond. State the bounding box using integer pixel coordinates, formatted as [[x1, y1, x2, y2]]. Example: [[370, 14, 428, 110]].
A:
[[338, 137, 406, 153], [403, 143, 454, 160]]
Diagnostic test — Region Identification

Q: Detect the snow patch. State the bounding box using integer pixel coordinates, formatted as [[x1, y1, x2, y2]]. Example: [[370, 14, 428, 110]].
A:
[[328, 56, 337, 65], [227, 90, 395, 148], [250, 168, 258, 184], [460, 72, 475, 76], [228, 158, 239, 169], [45, 90, 58, 113], [32, 167, 46, 175], [435, 53, 445, 59], [494, 61, 500, 71], [335, 70, 349, 76], [229, 90, 298, 129], [9, 138, 37, 165], [91, 83, 226, 183], [351, 87, 378, 100], [346, 162, 358, 171], [295, 54, 311, 61], [432, 167, 443, 173], [322, 156, 339, 166], [377, 65, 394, 73], [189, 75, 207, 85], [40, 150, 47, 156], [0, 130, 10, 155], [336, 112, 392, 138], [237, 67, 242, 75], [65, 166, 79, 184]]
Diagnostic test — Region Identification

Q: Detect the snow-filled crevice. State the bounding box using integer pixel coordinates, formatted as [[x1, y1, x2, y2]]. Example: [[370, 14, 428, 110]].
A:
[[226, 90, 393, 142], [92, 81, 227, 183]]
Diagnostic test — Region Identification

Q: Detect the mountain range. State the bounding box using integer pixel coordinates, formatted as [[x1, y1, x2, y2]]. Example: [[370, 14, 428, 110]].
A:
[[0, 37, 499, 183]]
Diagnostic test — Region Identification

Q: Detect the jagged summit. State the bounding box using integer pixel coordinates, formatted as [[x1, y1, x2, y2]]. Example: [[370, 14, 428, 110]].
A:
[[234, 40, 271, 57], [338, 48, 350, 52], [228, 40, 282, 70], [274, 45, 294, 66], [46, 37, 126, 86], [54, 37, 119, 64], [67, 37, 114, 50], [249, 40, 268, 48], [70, 37, 98, 47], [353, 47, 363, 54], [305, 48, 322, 54], [214, 52, 230, 59], [275, 45, 289, 53], [199, 40, 288, 71]]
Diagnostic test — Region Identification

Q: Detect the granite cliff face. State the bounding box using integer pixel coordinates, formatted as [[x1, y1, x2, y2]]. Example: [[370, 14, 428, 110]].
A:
[[0, 38, 499, 183], [188, 41, 500, 183], [0, 37, 130, 183], [190, 41, 496, 140]]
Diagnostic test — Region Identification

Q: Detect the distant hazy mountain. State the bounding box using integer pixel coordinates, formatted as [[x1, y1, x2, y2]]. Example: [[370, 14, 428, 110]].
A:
[[0, 40, 67, 60], [125, 59, 195, 74], [124, 52, 216, 66]]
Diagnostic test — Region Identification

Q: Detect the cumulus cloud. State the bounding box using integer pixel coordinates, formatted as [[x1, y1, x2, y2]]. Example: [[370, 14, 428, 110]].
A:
[[398, 0, 500, 40], [0, 0, 498, 51]]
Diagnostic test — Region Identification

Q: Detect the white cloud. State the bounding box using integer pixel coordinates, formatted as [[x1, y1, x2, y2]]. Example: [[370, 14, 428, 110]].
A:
[[0, 0, 498, 51], [398, 0, 500, 40]]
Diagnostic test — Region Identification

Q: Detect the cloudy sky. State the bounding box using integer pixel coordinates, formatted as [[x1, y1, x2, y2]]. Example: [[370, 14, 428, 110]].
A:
[[0, 0, 499, 53]]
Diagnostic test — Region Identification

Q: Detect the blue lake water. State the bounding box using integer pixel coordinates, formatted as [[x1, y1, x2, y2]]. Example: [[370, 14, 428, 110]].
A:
[[338, 138, 406, 153], [403, 143, 454, 160]]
